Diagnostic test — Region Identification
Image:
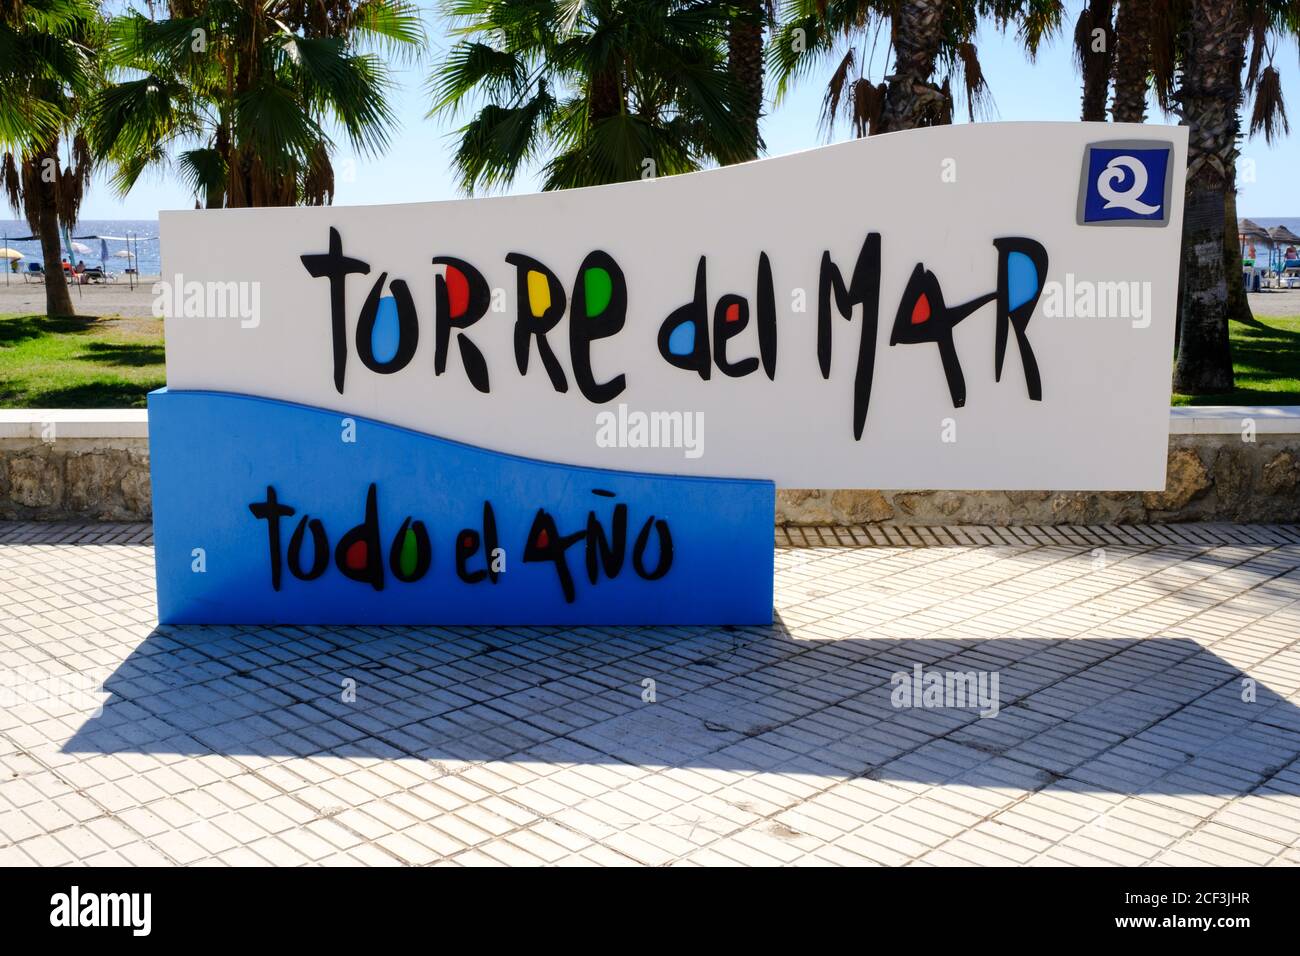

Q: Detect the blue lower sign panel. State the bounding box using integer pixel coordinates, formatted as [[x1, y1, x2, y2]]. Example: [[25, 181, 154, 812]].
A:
[[149, 389, 774, 625]]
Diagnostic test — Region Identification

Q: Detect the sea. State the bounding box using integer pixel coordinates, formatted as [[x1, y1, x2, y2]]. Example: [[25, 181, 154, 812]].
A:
[[3, 215, 1298, 280], [0, 219, 161, 276]]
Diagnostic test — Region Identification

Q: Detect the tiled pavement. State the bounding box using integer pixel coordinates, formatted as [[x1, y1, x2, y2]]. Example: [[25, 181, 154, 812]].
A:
[[1, 521, 1299, 867]]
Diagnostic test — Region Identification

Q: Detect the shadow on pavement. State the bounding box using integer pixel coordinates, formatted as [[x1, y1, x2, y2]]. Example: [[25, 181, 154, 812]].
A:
[[63, 620, 1300, 799]]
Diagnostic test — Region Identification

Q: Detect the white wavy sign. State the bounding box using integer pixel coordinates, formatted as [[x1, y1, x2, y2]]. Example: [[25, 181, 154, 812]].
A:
[[159, 122, 1187, 489]]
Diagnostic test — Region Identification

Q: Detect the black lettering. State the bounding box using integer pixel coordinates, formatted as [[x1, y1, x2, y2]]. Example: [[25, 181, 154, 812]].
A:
[[993, 237, 1047, 401], [432, 256, 491, 392], [757, 252, 777, 380], [570, 251, 628, 403], [333, 483, 384, 591], [287, 516, 329, 581], [523, 509, 584, 603], [455, 501, 500, 584], [818, 234, 882, 439], [658, 256, 711, 379], [249, 485, 295, 591], [585, 500, 628, 585], [632, 516, 673, 580], [301, 227, 370, 394], [506, 253, 568, 393], [356, 273, 419, 375], [389, 516, 432, 583], [712, 293, 759, 378]]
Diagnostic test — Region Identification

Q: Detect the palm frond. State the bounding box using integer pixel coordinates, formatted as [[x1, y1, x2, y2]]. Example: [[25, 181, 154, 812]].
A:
[[177, 147, 228, 202], [1249, 64, 1289, 144], [428, 41, 529, 116], [345, 0, 426, 62], [818, 47, 856, 137], [452, 89, 555, 193]]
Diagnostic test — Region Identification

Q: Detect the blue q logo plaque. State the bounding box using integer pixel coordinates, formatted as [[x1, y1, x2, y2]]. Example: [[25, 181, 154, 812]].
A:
[[1077, 140, 1174, 227]]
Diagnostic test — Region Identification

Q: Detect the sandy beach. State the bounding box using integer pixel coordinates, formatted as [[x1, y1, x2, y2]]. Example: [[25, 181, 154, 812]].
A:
[[1242, 287, 1300, 316], [0, 274, 162, 318], [4, 273, 1300, 321]]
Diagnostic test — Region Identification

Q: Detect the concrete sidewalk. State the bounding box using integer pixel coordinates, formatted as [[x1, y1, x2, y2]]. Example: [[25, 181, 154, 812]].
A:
[[1, 522, 1298, 866]]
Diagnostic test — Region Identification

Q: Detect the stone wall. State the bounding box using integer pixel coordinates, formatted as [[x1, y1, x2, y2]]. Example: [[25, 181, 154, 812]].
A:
[[777, 435, 1300, 526], [1, 431, 1297, 525], [0, 437, 150, 521]]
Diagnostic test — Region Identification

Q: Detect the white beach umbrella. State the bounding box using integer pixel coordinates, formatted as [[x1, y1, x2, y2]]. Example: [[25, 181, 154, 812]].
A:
[[0, 248, 23, 260]]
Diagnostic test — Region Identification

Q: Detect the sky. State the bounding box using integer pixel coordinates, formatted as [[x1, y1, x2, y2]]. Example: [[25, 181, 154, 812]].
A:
[[77, 7, 1300, 220]]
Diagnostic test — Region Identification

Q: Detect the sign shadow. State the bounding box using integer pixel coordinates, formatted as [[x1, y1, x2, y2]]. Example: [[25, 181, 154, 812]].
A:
[[62, 619, 1300, 800]]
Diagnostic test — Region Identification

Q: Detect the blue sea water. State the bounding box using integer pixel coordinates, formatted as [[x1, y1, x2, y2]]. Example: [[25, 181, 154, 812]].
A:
[[0, 218, 161, 275], [2, 213, 1296, 280]]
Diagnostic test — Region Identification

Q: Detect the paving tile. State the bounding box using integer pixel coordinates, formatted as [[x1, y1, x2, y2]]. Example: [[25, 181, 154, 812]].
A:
[[2, 522, 1299, 866]]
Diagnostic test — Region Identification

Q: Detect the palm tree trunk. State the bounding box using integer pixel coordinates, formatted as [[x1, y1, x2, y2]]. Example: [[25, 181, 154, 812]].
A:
[[1223, 178, 1254, 324], [728, 0, 764, 161], [206, 121, 227, 208], [877, 0, 950, 133], [32, 145, 75, 317], [1111, 0, 1149, 122], [37, 205, 73, 316], [590, 67, 622, 123], [1173, 0, 1245, 394], [1078, 1, 1115, 121]]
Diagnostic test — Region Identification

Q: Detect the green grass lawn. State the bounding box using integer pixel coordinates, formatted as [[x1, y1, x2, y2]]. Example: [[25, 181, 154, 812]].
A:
[[1172, 314, 1300, 406], [0, 310, 1296, 409], [0, 313, 164, 407]]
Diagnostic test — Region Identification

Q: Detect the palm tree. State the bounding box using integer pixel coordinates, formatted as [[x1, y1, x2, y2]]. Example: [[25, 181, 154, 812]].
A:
[[877, 0, 952, 131], [769, 1, 1061, 139], [769, 0, 991, 138], [991, 1, 1066, 65], [728, 0, 770, 160], [1170, 0, 1296, 392], [429, 0, 751, 192], [89, 1, 422, 208], [1110, 0, 1150, 122], [1229, 2, 1295, 328], [1172, 0, 1246, 392], [1, 0, 99, 317], [1074, 0, 1115, 120]]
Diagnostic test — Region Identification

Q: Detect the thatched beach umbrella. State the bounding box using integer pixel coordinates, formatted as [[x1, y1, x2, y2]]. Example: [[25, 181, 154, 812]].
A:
[[1239, 218, 1271, 242], [1239, 217, 1269, 250], [1267, 225, 1300, 271], [1238, 219, 1272, 272]]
